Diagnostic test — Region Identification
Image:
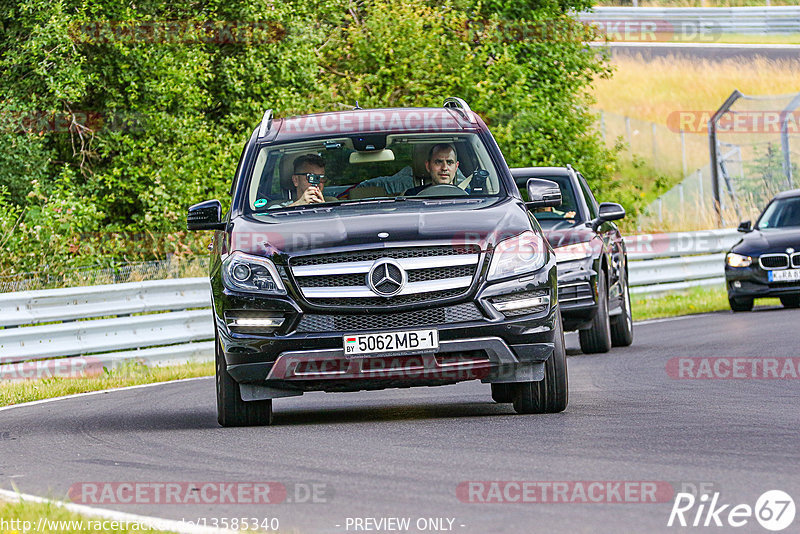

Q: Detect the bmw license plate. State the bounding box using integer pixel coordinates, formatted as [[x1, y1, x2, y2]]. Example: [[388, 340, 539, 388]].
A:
[[343, 329, 439, 356], [769, 269, 800, 282]]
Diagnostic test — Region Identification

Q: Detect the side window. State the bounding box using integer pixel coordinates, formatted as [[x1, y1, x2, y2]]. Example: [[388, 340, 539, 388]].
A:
[[577, 174, 598, 219]]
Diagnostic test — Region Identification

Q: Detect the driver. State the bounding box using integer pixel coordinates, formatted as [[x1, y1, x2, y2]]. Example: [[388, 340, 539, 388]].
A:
[[404, 143, 459, 196]]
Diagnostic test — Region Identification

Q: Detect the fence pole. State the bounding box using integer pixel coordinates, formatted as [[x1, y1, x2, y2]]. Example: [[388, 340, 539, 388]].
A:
[[697, 169, 704, 212], [652, 122, 658, 165], [681, 130, 687, 177], [600, 111, 606, 143], [625, 116, 632, 147]]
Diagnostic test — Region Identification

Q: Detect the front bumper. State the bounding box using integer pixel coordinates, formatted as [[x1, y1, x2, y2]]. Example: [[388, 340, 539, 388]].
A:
[[725, 264, 800, 299], [214, 265, 559, 398], [556, 258, 598, 330]]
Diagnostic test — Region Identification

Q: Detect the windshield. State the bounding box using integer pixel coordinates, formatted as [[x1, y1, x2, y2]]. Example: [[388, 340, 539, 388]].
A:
[[245, 133, 503, 213], [757, 196, 800, 230], [515, 174, 582, 230]]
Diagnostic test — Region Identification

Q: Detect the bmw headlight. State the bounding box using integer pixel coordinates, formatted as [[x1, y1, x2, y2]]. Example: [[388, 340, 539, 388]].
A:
[[726, 252, 752, 268], [553, 242, 594, 263], [487, 231, 547, 281], [222, 252, 287, 295]]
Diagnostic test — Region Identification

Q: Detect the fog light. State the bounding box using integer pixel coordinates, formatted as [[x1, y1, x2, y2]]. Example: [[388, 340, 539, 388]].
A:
[[225, 312, 286, 333], [733, 281, 742, 288], [492, 296, 550, 312]]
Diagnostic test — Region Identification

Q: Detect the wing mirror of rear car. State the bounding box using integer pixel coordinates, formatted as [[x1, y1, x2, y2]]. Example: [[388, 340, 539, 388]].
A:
[[525, 178, 562, 209], [587, 202, 625, 231], [187, 199, 227, 231], [737, 220, 752, 233]]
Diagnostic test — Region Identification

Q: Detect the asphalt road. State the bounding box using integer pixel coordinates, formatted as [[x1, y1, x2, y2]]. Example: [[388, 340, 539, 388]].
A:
[[2, 307, 800, 533], [592, 42, 800, 62]]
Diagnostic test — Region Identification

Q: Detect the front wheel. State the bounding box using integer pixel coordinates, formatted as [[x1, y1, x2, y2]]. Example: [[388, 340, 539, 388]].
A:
[[728, 296, 754, 312], [579, 273, 612, 354], [610, 269, 634, 347], [512, 312, 568, 414], [491, 383, 514, 403], [216, 339, 273, 427], [780, 295, 800, 308]]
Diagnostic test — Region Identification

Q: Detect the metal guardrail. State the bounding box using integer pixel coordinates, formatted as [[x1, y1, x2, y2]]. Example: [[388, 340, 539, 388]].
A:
[[579, 7, 800, 35], [0, 229, 742, 379]]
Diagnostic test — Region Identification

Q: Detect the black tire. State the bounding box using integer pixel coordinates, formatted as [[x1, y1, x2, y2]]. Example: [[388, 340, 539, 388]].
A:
[[491, 383, 514, 403], [579, 273, 612, 354], [780, 295, 800, 308], [512, 312, 568, 414], [610, 269, 634, 347], [216, 340, 273, 427], [728, 296, 754, 312]]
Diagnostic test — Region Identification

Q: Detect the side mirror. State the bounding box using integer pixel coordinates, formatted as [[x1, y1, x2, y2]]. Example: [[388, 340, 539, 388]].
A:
[[525, 178, 562, 209], [187, 199, 226, 231], [598, 202, 626, 222], [737, 220, 752, 233]]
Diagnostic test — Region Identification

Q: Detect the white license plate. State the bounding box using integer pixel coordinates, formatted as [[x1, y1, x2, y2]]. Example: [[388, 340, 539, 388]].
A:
[[769, 269, 800, 282], [343, 329, 439, 356]]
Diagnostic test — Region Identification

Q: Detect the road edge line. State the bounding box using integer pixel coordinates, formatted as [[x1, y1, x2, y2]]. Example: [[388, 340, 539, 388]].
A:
[[0, 487, 232, 534], [0, 376, 212, 413]]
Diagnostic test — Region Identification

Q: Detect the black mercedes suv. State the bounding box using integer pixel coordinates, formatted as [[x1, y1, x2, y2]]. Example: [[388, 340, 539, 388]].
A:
[[188, 98, 568, 426]]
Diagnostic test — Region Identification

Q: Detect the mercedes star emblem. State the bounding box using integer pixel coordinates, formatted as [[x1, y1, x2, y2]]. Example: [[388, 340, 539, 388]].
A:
[[367, 259, 406, 297]]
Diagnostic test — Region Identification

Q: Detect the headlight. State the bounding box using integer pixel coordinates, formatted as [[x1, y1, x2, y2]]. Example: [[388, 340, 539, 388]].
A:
[[553, 242, 594, 263], [487, 231, 547, 281], [726, 252, 752, 268], [222, 252, 287, 295]]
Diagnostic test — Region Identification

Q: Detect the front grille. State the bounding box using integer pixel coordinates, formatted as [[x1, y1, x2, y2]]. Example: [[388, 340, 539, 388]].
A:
[[292, 245, 480, 266], [296, 303, 484, 332], [760, 254, 789, 270], [307, 288, 465, 307], [289, 245, 482, 307], [792, 253, 800, 268], [558, 281, 593, 304]]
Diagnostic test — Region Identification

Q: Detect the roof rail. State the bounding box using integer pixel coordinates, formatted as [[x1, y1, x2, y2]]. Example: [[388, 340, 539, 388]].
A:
[[257, 109, 274, 138], [443, 97, 477, 124]]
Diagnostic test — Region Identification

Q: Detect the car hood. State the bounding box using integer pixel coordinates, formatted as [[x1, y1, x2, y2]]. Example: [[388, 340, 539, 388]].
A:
[[543, 227, 598, 249], [731, 228, 800, 256], [225, 197, 533, 257]]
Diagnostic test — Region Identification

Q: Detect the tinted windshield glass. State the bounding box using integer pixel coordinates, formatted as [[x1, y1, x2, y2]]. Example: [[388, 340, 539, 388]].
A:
[[516, 174, 582, 229], [246, 133, 503, 212], [758, 197, 800, 230]]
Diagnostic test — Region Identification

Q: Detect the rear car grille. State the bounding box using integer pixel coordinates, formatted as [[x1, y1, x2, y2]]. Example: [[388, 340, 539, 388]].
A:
[[289, 245, 482, 307], [558, 281, 594, 304], [760, 254, 790, 270], [296, 303, 484, 332]]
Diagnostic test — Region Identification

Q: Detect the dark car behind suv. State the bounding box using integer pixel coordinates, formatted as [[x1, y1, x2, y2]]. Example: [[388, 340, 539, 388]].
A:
[[726, 188, 800, 311], [188, 99, 568, 426], [511, 166, 633, 354]]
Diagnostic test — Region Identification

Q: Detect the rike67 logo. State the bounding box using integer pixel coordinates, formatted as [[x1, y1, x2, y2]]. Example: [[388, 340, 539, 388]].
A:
[[668, 490, 795, 531]]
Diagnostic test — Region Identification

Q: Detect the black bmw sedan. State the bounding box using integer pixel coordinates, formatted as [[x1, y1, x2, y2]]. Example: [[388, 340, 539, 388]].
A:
[[725, 188, 800, 312]]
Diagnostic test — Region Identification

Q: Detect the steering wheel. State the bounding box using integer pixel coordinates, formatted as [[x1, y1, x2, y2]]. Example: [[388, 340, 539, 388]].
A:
[[414, 184, 470, 197]]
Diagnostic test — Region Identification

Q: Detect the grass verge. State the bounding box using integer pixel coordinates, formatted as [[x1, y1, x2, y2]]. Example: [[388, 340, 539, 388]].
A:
[[631, 284, 782, 321], [0, 360, 213, 408], [0, 498, 172, 533]]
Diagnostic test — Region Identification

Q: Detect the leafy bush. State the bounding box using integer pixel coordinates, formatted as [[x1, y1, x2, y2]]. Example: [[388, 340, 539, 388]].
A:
[[0, 0, 616, 278]]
